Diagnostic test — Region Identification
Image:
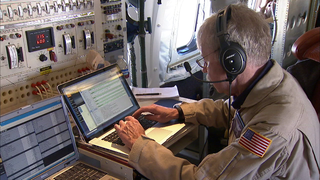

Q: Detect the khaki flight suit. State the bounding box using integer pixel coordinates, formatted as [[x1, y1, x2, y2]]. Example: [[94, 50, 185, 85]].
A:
[[128, 60, 320, 179]]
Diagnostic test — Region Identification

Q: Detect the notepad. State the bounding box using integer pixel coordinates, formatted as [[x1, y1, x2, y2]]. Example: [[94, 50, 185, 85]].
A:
[[131, 85, 179, 100]]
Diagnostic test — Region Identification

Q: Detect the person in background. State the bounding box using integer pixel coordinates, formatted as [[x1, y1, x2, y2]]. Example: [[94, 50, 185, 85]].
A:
[[115, 3, 320, 179]]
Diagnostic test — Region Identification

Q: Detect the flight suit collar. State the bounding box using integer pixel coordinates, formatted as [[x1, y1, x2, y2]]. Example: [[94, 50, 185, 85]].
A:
[[232, 60, 283, 109], [239, 59, 283, 109]]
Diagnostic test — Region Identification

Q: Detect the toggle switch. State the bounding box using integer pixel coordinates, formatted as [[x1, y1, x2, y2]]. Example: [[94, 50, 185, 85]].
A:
[[27, 4, 33, 16], [49, 50, 57, 62], [45, 2, 50, 14], [62, 1, 66, 11], [0, 8, 3, 20], [54, 1, 59, 12], [36, 3, 42, 15], [7, 6, 13, 19], [18, 6, 24, 17]]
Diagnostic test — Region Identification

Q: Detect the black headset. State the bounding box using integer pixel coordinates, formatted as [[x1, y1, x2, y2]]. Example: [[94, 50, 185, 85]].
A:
[[216, 5, 247, 82]]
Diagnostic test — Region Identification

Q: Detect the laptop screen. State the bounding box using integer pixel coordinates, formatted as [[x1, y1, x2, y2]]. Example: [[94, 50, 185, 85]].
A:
[[57, 64, 140, 140], [0, 96, 78, 180]]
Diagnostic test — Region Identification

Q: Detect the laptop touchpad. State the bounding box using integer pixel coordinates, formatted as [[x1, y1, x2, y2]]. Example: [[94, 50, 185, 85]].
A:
[[146, 128, 172, 142]]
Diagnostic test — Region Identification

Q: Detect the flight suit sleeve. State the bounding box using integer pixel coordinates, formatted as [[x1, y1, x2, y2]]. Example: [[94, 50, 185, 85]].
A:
[[128, 128, 289, 180], [128, 136, 197, 180], [129, 127, 290, 180], [179, 98, 234, 129]]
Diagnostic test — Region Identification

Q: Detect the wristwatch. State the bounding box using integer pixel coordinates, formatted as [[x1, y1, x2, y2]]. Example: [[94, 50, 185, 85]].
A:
[[173, 104, 185, 123]]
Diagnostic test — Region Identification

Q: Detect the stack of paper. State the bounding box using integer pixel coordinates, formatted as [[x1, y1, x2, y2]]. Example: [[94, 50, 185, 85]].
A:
[[131, 85, 179, 99]]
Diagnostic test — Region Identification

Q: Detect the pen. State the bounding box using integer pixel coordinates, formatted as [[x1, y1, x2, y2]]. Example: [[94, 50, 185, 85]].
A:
[[135, 93, 161, 96]]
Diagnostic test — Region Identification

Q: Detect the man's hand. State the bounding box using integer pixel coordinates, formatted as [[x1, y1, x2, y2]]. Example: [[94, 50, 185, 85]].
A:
[[114, 116, 145, 149], [132, 104, 180, 123]]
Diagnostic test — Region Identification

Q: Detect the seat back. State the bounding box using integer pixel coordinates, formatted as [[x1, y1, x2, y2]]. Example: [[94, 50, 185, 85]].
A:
[[287, 27, 320, 121], [289, 27, 320, 121]]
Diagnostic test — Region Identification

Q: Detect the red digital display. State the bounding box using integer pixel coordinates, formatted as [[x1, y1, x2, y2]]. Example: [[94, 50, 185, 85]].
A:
[[26, 27, 55, 52], [36, 34, 46, 44]]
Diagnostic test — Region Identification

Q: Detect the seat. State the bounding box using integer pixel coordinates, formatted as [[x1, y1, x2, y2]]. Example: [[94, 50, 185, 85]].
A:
[[287, 27, 320, 121]]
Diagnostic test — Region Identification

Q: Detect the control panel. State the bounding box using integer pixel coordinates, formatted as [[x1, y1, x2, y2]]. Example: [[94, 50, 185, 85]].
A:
[[0, 0, 127, 114], [100, 0, 126, 64]]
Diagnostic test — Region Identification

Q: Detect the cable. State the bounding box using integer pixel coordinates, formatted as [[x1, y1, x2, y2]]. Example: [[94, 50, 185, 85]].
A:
[[33, 85, 44, 99], [270, 0, 277, 46], [227, 80, 232, 143], [40, 84, 49, 98]]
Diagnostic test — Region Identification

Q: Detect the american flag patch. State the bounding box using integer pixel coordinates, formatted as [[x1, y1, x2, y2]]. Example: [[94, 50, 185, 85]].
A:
[[239, 128, 272, 157]]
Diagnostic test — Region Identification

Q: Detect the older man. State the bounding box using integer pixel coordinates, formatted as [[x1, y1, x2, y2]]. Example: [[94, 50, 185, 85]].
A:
[[115, 3, 320, 179]]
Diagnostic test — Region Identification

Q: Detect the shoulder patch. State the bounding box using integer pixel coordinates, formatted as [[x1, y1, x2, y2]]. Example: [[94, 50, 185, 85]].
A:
[[238, 128, 272, 157]]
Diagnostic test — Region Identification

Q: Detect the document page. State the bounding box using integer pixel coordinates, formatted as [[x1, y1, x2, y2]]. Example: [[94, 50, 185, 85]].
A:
[[131, 85, 179, 99]]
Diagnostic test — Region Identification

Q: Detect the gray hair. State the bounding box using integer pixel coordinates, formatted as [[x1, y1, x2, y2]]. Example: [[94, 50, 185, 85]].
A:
[[197, 3, 271, 67]]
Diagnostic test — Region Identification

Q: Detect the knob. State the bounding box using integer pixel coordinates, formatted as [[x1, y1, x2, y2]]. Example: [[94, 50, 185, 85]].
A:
[[116, 25, 122, 30], [56, 25, 64, 30], [39, 54, 48, 62], [105, 33, 114, 39], [15, 33, 22, 38], [9, 34, 17, 39], [2, 35, 9, 40]]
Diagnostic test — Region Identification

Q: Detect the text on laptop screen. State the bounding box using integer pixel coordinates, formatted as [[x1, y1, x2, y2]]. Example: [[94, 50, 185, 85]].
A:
[[60, 65, 138, 139], [0, 98, 76, 180]]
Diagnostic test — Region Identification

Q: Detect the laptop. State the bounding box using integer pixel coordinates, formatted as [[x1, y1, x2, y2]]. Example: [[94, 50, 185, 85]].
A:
[[57, 64, 191, 159], [0, 96, 118, 180]]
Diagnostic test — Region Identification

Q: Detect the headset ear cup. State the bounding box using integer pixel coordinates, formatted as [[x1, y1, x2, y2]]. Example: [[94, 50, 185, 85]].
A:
[[220, 42, 246, 76]]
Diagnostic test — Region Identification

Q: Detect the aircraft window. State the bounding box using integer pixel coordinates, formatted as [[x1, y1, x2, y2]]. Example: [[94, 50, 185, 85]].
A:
[[157, 0, 211, 84], [176, 1, 199, 55]]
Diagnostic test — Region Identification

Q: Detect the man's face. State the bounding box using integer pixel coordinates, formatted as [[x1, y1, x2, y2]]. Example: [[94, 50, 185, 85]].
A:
[[201, 47, 230, 94]]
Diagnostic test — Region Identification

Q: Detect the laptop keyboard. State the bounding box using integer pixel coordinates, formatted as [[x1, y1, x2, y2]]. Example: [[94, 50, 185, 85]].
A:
[[54, 162, 107, 180], [102, 116, 157, 146]]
